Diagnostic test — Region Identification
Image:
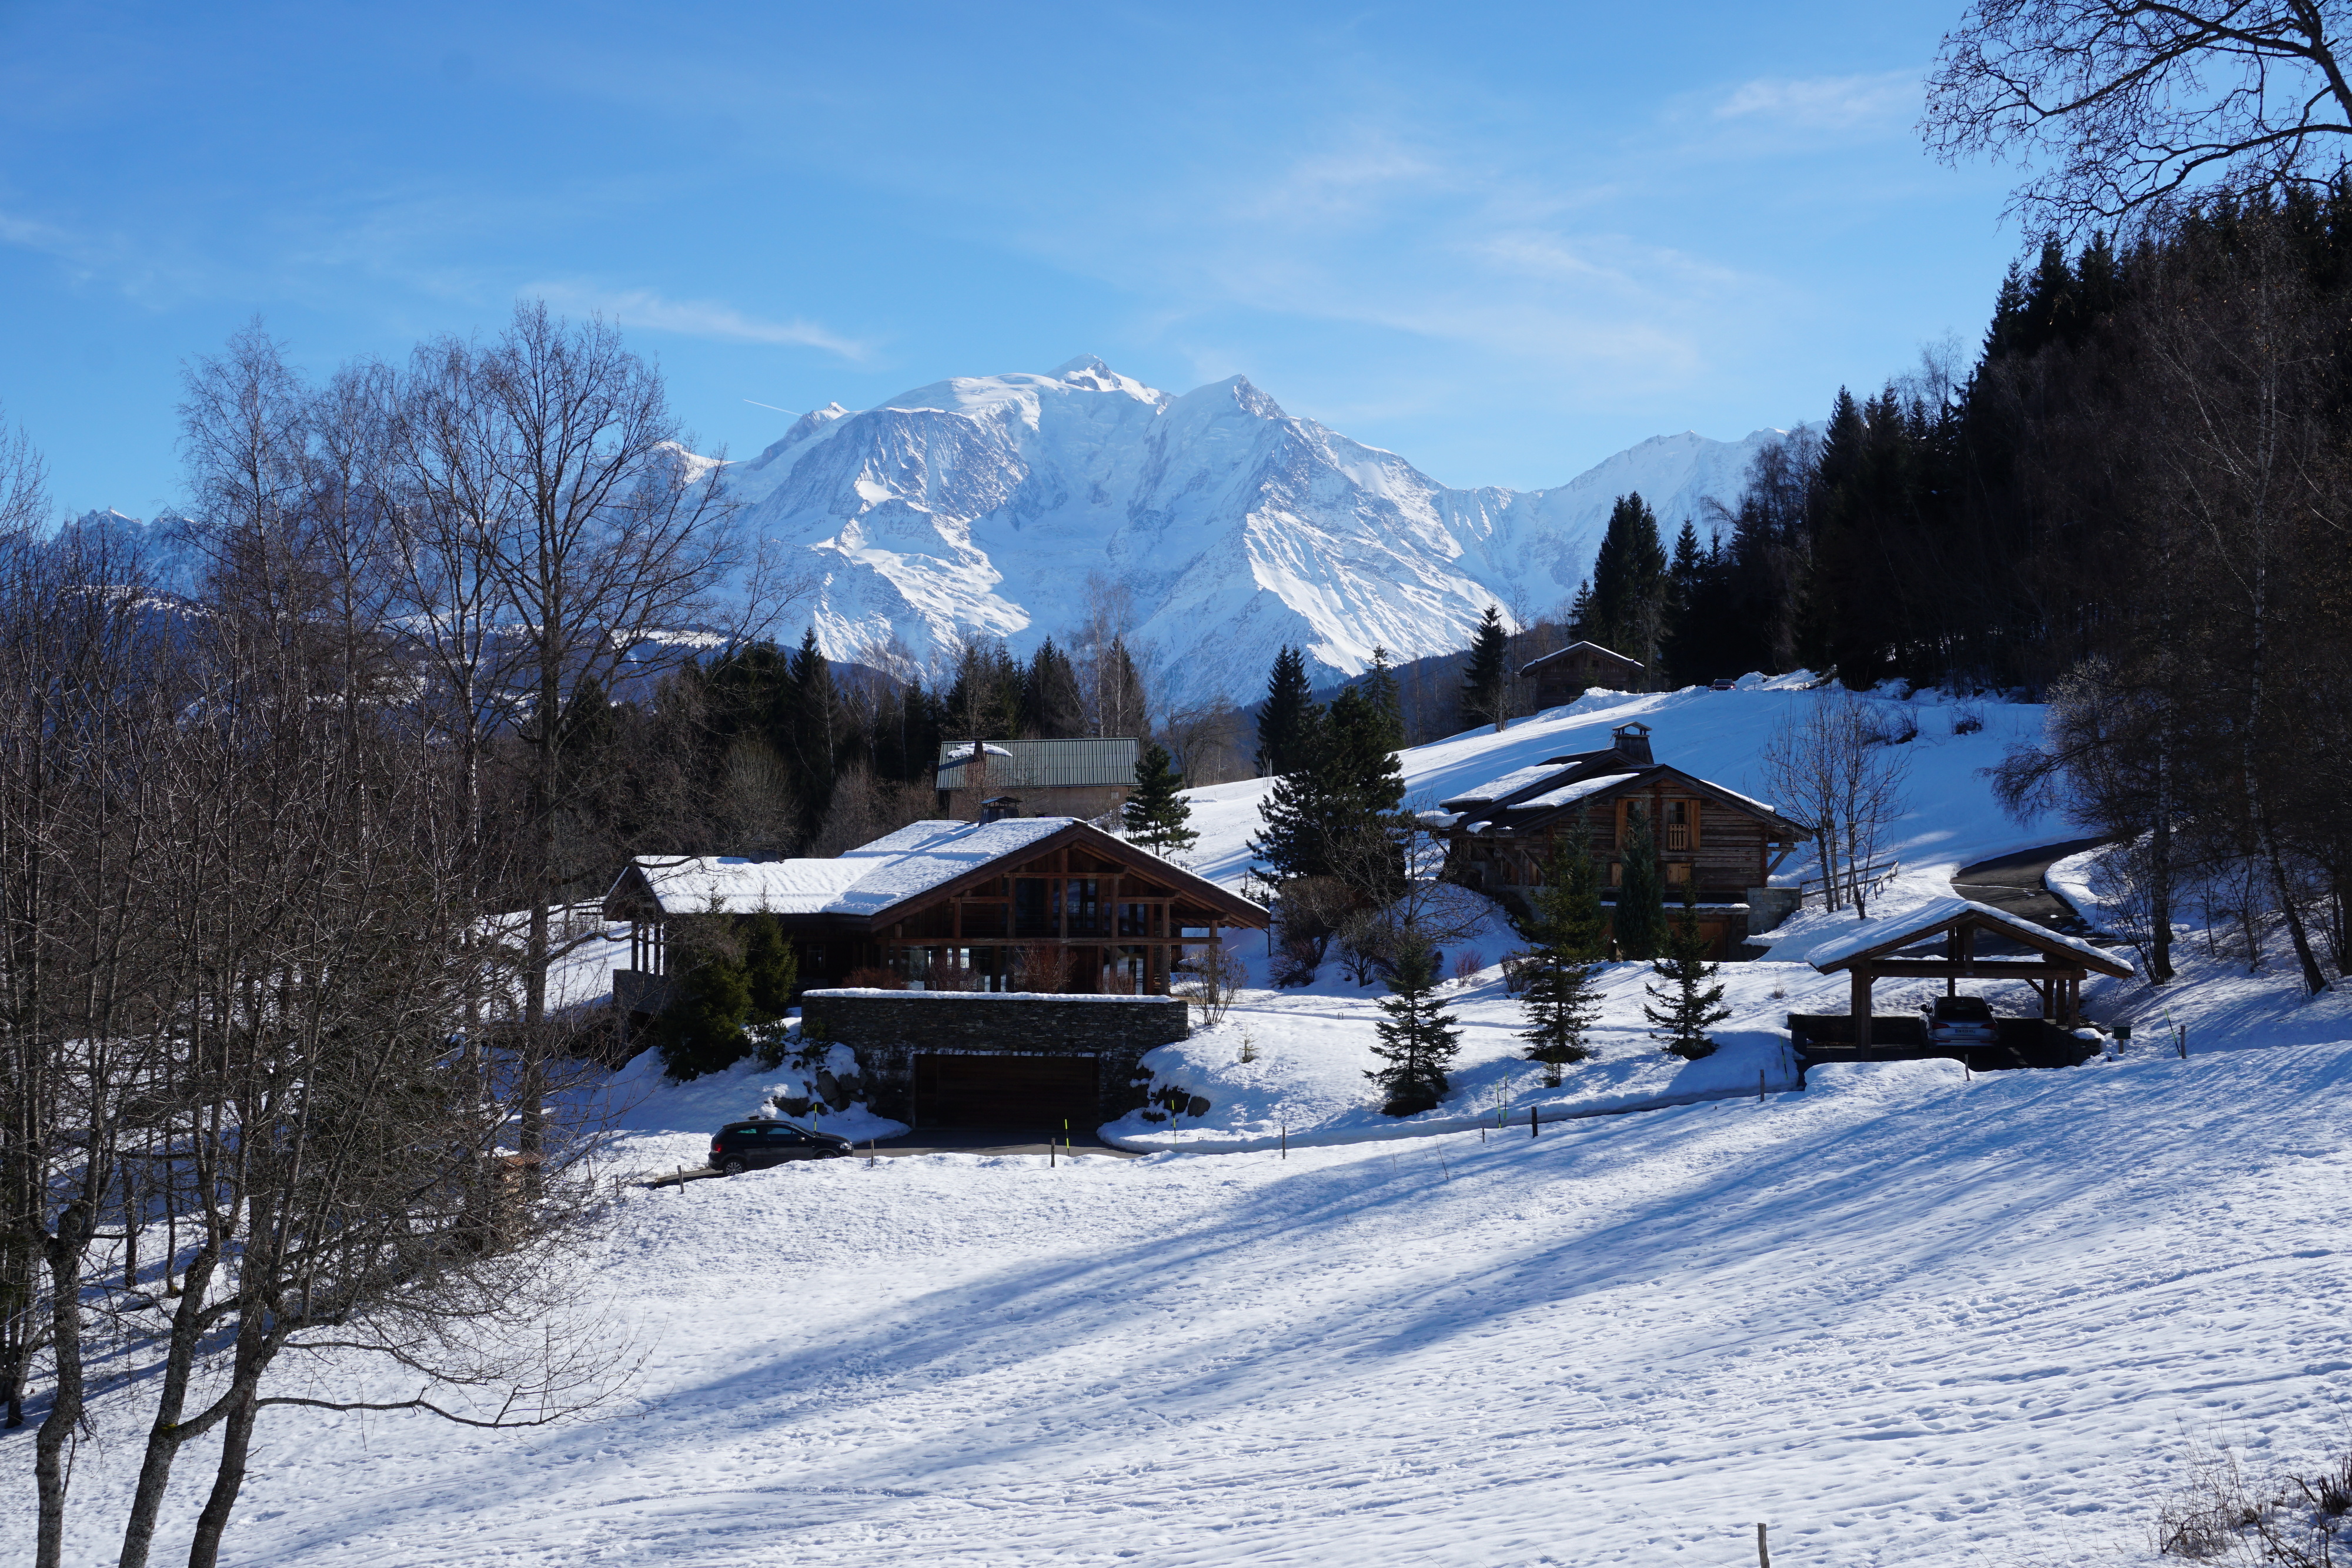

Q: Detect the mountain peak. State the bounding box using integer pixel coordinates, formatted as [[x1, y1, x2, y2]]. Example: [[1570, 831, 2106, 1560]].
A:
[[1048, 355, 1164, 403]]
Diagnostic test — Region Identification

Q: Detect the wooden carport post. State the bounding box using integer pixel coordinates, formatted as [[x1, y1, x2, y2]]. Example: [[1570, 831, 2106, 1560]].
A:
[[1852, 966, 1874, 1050]]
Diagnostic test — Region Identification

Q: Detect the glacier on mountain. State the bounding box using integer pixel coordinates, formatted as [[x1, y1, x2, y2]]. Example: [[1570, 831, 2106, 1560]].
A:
[[723, 356, 1782, 705]]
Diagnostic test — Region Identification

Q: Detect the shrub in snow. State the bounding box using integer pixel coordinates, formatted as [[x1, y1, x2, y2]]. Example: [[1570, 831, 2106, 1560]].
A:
[[1450, 949, 1484, 987], [1644, 890, 1730, 1061], [1367, 944, 1462, 1116], [2152, 1437, 2352, 1563]]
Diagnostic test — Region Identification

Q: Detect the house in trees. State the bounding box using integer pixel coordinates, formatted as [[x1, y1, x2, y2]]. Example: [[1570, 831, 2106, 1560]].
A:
[[605, 816, 1267, 1005], [934, 737, 1140, 823], [1519, 641, 1644, 708], [1429, 722, 1811, 957]]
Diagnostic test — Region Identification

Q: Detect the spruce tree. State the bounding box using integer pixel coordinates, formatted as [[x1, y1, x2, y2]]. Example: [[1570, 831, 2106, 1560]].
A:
[[1519, 828, 1607, 1084], [1362, 646, 1404, 748], [1588, 493, 1668, 678], [1644, 887, 1730, 1059], [1461, 603, 1511, 732], [1122, 741, 1198, 855], [1021, 637, 1085, 738], [1611, 805, 1667, 959], [1248, 688, 1404, 890], [1367, 944, 1462, 1116], [743, 913, 800, 1021], [1255, 645, 1318, 775], [654, 944, 754, 1080]]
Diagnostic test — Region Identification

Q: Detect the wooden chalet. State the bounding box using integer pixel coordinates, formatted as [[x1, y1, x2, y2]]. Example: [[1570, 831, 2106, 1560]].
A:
[[603, 818, 1267, 1017], [934, 737, 1140, 823], [1520, 641, 1644, 707], [1431, 721, 1812, 957]]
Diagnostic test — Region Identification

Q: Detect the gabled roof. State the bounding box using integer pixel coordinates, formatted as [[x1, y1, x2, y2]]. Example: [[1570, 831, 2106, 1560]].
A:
[[1520, 640, 1642, 674], [1436, 743, 1811, 840], [1803, 897, 2134, 976], [934, 737, 1139, 789], [604, 818, 1267, 928]]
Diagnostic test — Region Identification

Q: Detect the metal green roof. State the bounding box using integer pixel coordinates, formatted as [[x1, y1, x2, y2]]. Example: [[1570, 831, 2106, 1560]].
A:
[[934, 737, 1141, 790]]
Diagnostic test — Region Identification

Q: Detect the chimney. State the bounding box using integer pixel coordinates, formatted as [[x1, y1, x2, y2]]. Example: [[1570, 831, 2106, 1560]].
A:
[[1610, 721, 1653, 764]]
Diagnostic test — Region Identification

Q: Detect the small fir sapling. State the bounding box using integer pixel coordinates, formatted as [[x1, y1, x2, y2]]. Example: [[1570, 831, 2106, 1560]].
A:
[[1367, 943, 1463, 1116], [1519, 829, 1608, 1085], [1122, 741, 1199, 855], [1612, 805, 1667, 959], [1645, 886, 1731, 1060]]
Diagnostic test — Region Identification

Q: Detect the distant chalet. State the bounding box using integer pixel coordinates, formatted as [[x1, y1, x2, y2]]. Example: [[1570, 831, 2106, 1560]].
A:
[[1519, 641, 1643, 708], [604, 817, 1267, 1011], [933, 737, 1139, 823], [1429, 722, 1811, 957]]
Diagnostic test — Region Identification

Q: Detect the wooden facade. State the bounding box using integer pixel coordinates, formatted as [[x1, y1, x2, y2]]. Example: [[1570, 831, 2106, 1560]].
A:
[[604, 820, 1268, 1008], [1519, 641, 1644, 707], [1434, 723, 1810, 957]]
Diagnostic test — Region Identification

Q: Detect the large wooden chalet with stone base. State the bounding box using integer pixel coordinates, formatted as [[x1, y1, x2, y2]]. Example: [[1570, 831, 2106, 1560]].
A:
[[1432, 722, 1812, 958], [604, 817, 1267, 1011], [603, 818, 1267, 1131]]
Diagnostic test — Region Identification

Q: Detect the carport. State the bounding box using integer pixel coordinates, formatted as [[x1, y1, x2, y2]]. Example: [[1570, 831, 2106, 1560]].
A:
[[1803, 896, 2135, 1049]]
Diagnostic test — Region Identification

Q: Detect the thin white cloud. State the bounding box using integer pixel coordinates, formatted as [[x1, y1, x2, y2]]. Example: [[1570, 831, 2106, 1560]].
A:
[[1713, 71, 1917, 131], [524, 282, 871, 360]]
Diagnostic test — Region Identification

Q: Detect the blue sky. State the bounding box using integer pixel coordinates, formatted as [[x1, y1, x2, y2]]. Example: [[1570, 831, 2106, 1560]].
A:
[[1, 1, 2017, 517]]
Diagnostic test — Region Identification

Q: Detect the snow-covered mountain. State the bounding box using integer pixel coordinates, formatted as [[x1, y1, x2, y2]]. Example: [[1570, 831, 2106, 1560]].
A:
[[723, 356, 1782, 704]]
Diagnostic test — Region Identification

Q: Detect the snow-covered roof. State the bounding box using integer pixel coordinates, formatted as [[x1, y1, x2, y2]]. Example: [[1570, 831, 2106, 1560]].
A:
[[1803, 897, 2134, 975], [1517, 771, 1641, 810], [1520, 640, 1641, 672], [619, 818, 1076, 920], [1449, 763, 1570, 804]]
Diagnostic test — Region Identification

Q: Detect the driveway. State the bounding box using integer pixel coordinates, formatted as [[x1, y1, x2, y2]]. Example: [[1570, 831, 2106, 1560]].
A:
[[1952, 837, 2112, 934]]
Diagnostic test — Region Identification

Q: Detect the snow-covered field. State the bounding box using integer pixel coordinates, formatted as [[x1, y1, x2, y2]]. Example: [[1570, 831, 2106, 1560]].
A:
[[18, 1031, 2348, 1566], [14, 679, 2351, 1567]]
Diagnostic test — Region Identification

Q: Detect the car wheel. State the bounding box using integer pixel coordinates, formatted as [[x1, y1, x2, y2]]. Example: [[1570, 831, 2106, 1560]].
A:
[[721, 1158, 747, 1176]]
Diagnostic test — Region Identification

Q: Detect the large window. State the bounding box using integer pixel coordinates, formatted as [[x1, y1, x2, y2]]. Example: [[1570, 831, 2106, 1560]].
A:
[[1065, 878, 1104, 936], [1013, 878, 1052, 938]]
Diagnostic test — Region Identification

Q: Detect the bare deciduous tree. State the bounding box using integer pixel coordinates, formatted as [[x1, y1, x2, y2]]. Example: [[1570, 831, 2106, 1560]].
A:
[[1926, 0, 2352, 230]]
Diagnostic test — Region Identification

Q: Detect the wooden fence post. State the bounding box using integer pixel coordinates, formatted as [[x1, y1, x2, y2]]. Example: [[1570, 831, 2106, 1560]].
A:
[[1756, 1522, 1770, 1567]]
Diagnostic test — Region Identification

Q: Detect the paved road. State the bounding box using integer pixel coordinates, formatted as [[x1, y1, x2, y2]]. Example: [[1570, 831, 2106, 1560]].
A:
[[1952, 836, 2112, 932]]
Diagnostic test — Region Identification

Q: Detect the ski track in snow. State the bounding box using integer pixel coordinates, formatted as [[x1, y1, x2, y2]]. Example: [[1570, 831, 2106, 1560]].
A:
[[15, 1044, 2350, 1566]]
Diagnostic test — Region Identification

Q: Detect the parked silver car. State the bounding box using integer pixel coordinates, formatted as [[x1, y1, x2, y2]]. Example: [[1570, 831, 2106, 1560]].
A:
[[1929, 995, 1999, 1047]]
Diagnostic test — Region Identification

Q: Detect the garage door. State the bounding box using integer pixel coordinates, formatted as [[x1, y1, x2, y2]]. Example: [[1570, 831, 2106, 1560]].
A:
[[912, 1053, 1100, 1129]]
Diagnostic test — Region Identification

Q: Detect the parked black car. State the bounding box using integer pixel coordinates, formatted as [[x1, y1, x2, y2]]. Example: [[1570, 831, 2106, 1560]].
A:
[[709, 1118, 853, 1175]]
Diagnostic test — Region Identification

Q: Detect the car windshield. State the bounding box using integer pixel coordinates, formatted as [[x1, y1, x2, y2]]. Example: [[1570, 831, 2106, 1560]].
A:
[[1938, 998, 1994, 1021]]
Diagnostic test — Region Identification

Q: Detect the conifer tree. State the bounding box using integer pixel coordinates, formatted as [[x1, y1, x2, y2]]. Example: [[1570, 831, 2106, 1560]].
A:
[[1461, 603, 1511, 731], [1122, 741, 1198, 855], [1255, 645, 1318, 775], [1367, 944, 1462, 1116], [1519, 828, 1607, 1084], [1644, 887, 1729, 1059], [1021, 637, 1085, 738], [1612, 805, 1666, 959], [743, 913, 800, 1021], [1361, 645, 1404, 748], [1248, 687, 1404, 887], [1588, 493, 1668, 679], [654, 942, 753, 1080]]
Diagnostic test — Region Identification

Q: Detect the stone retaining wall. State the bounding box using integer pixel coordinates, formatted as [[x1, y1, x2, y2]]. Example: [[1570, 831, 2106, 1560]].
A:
[[798, 989, 1191, 1122]]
